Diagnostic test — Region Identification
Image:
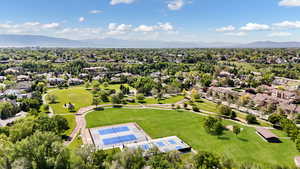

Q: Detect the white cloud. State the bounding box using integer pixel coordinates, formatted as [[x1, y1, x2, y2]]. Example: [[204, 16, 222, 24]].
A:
[[268, 32, 292, 37], [216, 25, 235, 32], [134, 25, 156, 32], [240, 23, 270, 31], [158, 22, 174, 31], [89, 10, 103, 14], [0, 22, 61, 35], [279, 0, 300, 7], [79, 17, 85, 23], [43, 22, 60, 29], [134, 22, 174, 32], [107, 23, 132, 35], [224, 32, 247, 36], [167, 0, 184, 10], [110, 0, 135, 5], [273, 21, 300, 28]]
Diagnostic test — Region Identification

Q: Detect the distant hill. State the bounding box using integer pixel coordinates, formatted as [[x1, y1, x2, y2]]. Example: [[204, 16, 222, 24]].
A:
[[239, 41, 300, 48], [0, 34, 300, 48], [0, 34, 88, 47]]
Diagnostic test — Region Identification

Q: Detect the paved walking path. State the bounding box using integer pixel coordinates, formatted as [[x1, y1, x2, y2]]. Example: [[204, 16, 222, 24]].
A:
[[43, 95, 274, 146]]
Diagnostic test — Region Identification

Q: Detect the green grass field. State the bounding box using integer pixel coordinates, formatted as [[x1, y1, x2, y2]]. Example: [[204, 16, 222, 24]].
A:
[[62, 114, 76, 136], [142, 95, 184, 104], [195, 99, 219, 113], [86, 108, 299, 167], [48, 87, 93, 114]]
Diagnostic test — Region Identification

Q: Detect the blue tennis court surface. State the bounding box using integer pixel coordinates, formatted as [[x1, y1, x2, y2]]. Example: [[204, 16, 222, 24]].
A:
[[168, 140, 176, 144], [103, 134, 137, 145], [126, 136, 191, 153], [98, 126, 130, 135], [155, 141, 165, 147]]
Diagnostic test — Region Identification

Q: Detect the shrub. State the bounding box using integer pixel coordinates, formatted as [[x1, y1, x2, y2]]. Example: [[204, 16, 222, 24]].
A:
[[192, 105, 200, 112], [246, 114, 257, 124]]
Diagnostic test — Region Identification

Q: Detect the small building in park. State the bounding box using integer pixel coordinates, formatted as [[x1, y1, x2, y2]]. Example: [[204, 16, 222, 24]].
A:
[[256, 128, 281, 143]]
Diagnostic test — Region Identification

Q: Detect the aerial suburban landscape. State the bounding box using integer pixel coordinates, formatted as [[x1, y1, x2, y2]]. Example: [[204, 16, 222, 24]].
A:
[[1, 0, 300, 169]]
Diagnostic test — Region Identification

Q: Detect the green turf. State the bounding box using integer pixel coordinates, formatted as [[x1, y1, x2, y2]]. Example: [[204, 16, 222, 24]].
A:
[[86, 108, 299, 167], [62, 114, 76, 136], [143, 95, 184, 104], [48, 87, 93, 114], [68, 134, 83, 150], [195, 99, 219, 113]]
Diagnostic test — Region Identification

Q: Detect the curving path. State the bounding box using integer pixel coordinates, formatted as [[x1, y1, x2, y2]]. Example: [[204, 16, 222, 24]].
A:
[[67, 102, 274, 146]]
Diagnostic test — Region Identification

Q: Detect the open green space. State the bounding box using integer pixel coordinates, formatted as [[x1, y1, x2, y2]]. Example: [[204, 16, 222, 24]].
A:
[[195, 99, 219, 113], [86, 108, 299, 167], [62, 114, 76, 136], [48, 87, 93, 114], [142, 95, 184, 104]]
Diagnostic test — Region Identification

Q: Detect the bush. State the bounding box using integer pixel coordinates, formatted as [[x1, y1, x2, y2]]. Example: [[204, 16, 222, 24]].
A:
[[203, 117, 224, 135], [192, 105, 200, 112], [246, 114, 257, 124]]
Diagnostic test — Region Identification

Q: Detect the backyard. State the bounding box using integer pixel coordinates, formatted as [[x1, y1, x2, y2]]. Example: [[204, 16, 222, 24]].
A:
[[86, 108, 299, 167]]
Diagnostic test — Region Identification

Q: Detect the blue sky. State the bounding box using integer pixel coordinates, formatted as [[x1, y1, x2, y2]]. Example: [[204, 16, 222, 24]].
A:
[[0, 0, 300, 42]]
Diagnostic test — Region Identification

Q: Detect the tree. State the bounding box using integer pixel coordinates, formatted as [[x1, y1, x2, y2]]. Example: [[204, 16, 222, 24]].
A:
[[268, 113, 283, 126], [0, 101, 19, 119], [110, 149, 145, 169], [230, 111, 237, 119], [41, 104, 50, 113], [136, 94, 145, 103], [192, 105, 200, 112], [203, 117, 224, 135], [99, 91, 109, 102], [246, 114, 257, 124], [218, 105, 232, 117], [111, 94, 121, 105], [46, 94, 58, 104], [74, 145, 107, 169], [193, 151, 221, 169], [233, 125, 241, 136], [14, 131, 71, 169], [92, 97, 101, 107], [85, 82, 91, 89]]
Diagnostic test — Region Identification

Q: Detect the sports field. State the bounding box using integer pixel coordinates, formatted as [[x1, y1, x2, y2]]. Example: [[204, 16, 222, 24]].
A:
[[47, 87, 93, 114], [86, 108, 299, 167]]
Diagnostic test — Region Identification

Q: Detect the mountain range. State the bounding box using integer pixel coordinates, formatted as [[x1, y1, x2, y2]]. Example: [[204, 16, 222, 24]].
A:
[[0, 34, 300, 48]]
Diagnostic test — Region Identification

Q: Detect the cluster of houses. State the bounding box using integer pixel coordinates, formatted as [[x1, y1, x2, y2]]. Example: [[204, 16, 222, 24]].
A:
[[206, 80, 300, 117]]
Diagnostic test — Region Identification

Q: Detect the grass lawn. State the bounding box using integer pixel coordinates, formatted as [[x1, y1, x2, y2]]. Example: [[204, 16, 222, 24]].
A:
[[143, 95, 184, 104], [195, 99, 219, 113], [62, 114, 76, 136], [86, 108, 299, 167], [100, 84, 133, 92], [68, 134, 83, 150], [48, 87, 93, 114]]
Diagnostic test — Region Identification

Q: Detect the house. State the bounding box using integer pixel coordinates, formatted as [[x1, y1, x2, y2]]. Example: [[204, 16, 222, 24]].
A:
[[4, 68, 20, 74], [256, 128, 280, 143], [48, 78, 66, 86], [15, 81, 32, 91], [68, 78, 84, 86], [218, 71, 234, 78], [17, 75, 30, 82], [0, 76, 6, 82]]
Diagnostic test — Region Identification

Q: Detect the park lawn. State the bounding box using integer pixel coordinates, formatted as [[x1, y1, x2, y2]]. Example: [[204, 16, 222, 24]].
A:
[[48, 87, 93, 114], [68, 134, 83, 150], [62, 114, 76, 136], [86, 108, 299, 167], [142, 95, 185, 104], [100, 84, 133, 92], [195, 99, 219, 113]]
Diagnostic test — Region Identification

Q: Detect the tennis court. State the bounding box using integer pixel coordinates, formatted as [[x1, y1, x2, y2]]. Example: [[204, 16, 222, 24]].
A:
[[89, 123, 151, 149], [126, 136, 191, 153]]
